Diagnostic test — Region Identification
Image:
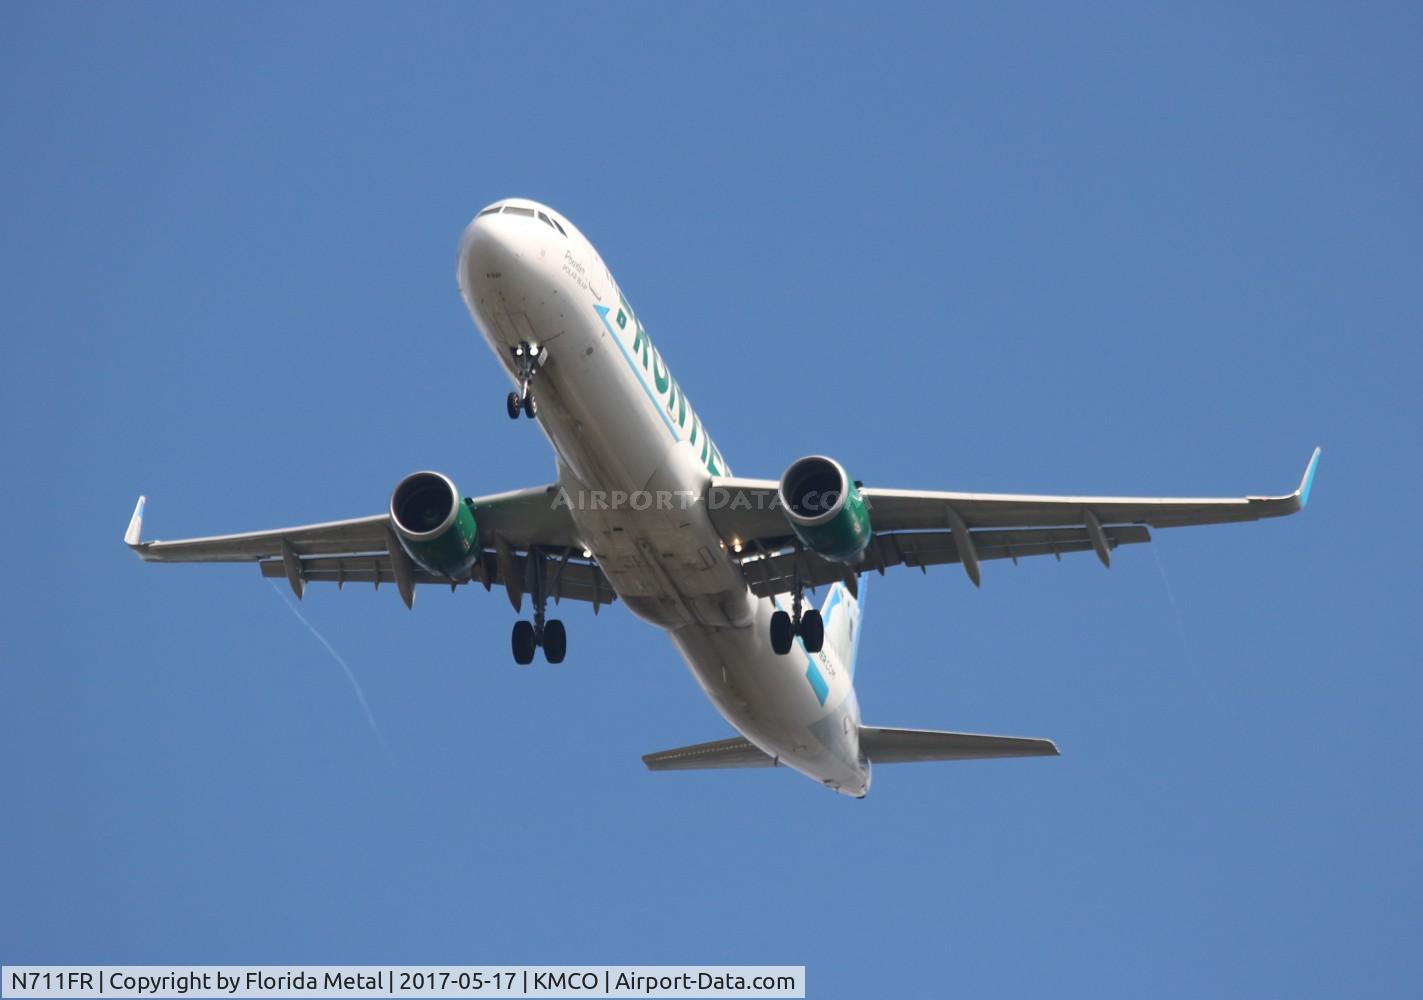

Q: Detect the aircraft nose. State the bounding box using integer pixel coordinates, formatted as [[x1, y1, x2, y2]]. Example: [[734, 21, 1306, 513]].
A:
[[457, 201, 568, 305], [457, 211, 522, 291]]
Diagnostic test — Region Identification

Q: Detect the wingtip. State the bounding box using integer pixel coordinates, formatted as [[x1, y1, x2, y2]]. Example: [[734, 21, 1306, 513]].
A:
[[1297, 447, 1322, 509], [124, 495, 146, 548]]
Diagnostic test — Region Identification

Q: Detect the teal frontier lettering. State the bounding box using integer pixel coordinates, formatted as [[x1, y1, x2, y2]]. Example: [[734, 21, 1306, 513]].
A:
[[610, 293, 727, 476]]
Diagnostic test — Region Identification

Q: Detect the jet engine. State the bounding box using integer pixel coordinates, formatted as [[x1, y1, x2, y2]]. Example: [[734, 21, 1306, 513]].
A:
[[389, 471, 480, 578], [777, 455, 871, 563]]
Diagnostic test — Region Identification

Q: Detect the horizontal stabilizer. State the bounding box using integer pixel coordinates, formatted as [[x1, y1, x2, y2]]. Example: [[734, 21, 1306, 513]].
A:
[[860, 726, 1058, 763], [642, 736, 777, 771]]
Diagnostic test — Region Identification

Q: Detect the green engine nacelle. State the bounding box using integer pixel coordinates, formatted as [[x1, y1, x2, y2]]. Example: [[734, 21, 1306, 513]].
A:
[[778, 455, 872, 563], [389, 471, 480, 578]]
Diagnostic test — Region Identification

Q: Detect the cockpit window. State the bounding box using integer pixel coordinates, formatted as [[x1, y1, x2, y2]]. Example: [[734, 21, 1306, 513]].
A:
[[536, 211, 567, 237], [482, 203, 566, 237]]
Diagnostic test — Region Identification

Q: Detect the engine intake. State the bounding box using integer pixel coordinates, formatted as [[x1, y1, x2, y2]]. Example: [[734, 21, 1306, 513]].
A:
[[777, 455, 871, 563], [389, 471, 480, 578]]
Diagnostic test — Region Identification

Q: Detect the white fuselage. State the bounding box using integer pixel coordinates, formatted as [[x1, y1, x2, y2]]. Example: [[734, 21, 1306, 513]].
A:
[[457, 199, 870, 796]]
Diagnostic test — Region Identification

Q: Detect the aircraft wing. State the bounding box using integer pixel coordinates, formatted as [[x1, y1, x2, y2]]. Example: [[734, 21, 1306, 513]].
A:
[[707, 448, 1319, 595], [123, 485, 617, 612]]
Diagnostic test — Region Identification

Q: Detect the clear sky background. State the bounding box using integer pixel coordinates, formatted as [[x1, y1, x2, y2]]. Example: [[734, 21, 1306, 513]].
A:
[[3, 4, 1420, 997]]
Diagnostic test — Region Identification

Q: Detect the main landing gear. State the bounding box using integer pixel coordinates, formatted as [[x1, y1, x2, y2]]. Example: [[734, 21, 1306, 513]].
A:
[[511, 618, 566, 665], [510, 544, 567, 665], [506, 342, 546, 420], [770, 563, 824, 656]]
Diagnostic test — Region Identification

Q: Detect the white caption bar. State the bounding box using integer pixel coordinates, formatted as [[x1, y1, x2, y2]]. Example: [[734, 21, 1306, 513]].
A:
[[2, 967, 805, 999]]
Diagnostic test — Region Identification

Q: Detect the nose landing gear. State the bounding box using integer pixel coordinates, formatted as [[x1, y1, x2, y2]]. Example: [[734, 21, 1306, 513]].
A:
[[506, 342, 546, 420]]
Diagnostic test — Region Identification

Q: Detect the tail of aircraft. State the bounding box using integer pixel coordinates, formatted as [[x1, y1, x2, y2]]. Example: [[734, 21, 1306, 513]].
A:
[[642, 574, 1059, 779]]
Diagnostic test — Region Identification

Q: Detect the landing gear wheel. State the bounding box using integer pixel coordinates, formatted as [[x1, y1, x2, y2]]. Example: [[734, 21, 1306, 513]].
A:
[[542, 619, 566, 663], [770, 610, 794, 656], [799, 609, 825, 654], [511, 620, 536, 665], [508, 342, 546, 421]]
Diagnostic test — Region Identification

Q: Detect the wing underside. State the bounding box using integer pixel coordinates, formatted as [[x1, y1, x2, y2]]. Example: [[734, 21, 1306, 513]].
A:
[[707, 448, 1319, 596], [124, 485, 616, 611]]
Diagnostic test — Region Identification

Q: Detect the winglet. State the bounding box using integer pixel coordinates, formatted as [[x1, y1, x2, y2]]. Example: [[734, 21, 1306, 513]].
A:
[[124, 495, 146, 548], [1296, 447, 1322, 509]]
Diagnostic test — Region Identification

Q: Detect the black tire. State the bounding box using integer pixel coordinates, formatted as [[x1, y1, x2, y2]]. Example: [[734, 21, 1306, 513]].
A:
[[770, 610, 794, 655], [511, 620, 537, 665], [542, 619, 567, 664], [507, 392, 522, 420], [522, 392, 538, 418], [800, 608, 825, 654]]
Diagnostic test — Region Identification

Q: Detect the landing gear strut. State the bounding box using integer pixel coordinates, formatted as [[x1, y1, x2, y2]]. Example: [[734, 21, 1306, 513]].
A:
[[510, 545, 566, 664], [770, 557, 824, 656], [506, 342, 546, 420]]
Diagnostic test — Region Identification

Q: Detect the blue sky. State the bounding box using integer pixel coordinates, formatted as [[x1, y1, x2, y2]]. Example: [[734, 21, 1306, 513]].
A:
[[2, 4, 1420, 996]]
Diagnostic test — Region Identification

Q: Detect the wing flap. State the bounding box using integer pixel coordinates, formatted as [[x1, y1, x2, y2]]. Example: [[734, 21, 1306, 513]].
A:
[[258, 551, 617, 606], [860, 726, 1059, 763], [740, 525, 1150, 598]]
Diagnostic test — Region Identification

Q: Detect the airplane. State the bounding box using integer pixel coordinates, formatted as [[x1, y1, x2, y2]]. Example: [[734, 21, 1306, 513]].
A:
[[124, 197, 1320, 797]]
